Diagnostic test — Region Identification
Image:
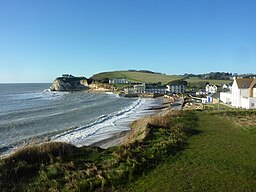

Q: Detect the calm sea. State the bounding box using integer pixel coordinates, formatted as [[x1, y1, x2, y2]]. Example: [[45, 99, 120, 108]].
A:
[[0, 83, 159, 155]]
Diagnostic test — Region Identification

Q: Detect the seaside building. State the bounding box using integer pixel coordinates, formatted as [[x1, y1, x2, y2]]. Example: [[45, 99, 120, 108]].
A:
[[124, 83, 167, 94], [205, 84, 218, 94], [109, 78, 129, 84], [134, 83, 146, 93], [220, 77, 256, 109], [220, 92, 232, 104], [206, 93, 220, 104], [145, 87, 167, 94], [166, 82, 185, 94], [222, 83, 232, 91], [231, 77, 256, 109]]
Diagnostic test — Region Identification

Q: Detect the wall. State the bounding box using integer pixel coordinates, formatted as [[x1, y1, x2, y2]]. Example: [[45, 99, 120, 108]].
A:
[[220, 92, 232, 104], [253, 88, 256, 97], [249, 97, 256, 109], [241, 97, 250, 109]]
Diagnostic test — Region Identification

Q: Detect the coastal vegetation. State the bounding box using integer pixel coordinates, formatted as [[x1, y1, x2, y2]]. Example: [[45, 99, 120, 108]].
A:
[[0, 110, 197, 191], [185, 76, 232, 90], [90, 70, 233, 91], [90, 70, 183, 84], [0, 109, 255, 191], [124, 110, 256, 191], [49, 70, 234, 93], [90, 70, 233, 85]]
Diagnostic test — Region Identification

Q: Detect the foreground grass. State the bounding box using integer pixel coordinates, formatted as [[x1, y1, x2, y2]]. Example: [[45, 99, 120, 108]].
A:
[[1, 110, 255, 191], [203, 103, 232, 110], [0, 111, 197, 192], [125, 110, 256, 191]]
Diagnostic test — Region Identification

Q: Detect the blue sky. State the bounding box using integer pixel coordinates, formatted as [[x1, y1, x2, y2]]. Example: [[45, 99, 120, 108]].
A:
[[0, 0, 256, 82]]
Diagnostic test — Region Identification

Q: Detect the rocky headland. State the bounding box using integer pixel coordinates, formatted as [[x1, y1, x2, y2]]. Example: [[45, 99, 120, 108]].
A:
[[50, 74, 89, 91]]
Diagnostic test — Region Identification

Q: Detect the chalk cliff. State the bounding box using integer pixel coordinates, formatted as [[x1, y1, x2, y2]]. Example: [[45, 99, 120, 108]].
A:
[[50, 75, 89, 91]]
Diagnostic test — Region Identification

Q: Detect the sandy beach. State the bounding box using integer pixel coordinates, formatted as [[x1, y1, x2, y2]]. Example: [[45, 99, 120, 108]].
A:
[[90, 96, 180, 149]]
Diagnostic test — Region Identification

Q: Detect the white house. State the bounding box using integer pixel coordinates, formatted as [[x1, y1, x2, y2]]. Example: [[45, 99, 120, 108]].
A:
[[205, 84, 217, 94], [231, 77, 256, 109], [109, 79, 129, 84], [222, 83, 232, 91], [220, 92, 232, 104]]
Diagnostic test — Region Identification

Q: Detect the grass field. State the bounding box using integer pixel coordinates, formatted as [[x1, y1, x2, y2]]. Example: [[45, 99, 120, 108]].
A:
[[124, 111, 256, 191], [186, 77, 232, 85], [203, 103, 232, 110], [91, 71, 233, 87], [2, 110, 254, 191], [91, 71, 183, 84]]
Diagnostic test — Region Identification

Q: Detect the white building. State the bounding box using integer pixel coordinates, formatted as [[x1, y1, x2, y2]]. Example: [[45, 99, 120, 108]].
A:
[[205, 84, 217, 93], [231, 77, 256, 109], [134, 83, 146, 93], [109, 79, 129, 84], [220, 92, 232, 104], [222, 83, 232, 91], [166, 83, 185, 94]]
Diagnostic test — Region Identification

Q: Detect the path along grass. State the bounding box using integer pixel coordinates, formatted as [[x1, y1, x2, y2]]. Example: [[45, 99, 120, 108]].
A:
[[125, 111, 256, 191]]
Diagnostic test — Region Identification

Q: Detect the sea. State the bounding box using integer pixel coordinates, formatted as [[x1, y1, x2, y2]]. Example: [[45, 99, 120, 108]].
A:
[[0, 83, 161, 155]]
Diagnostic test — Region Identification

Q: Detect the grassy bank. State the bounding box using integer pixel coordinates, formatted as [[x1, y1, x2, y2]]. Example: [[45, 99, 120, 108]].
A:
[[124, 110, 256, 191], [0, 111, 197, 192], [91, 71, 233, 86], [91, 71, 183, 84], [186, 76, 232, 85], [1, 110, 255, 191]]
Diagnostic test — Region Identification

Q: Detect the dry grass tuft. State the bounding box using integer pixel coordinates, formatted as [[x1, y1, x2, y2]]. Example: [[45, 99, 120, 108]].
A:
[[124, 110, 181, 145], [5, 142, 76, 165]]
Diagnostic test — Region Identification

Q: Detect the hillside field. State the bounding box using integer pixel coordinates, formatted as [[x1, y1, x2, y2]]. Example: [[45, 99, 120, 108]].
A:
[[91, 71, 183, 84], [91, 71, 233, 86], [186, 76, 232, 85]]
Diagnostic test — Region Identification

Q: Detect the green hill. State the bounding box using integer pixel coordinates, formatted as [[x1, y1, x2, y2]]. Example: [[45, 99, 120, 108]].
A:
[[90, 71, 183, 84], [186, 76, 232, 85], [90, 71, 233, 87]]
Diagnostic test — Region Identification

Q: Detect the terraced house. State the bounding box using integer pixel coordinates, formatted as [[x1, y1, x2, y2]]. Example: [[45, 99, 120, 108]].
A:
[[166, 82, 186, 94], [232, 77, 256, 109]]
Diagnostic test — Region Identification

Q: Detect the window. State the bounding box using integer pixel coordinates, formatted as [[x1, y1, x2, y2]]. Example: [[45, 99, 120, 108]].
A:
[[251, 103, 255, 107]]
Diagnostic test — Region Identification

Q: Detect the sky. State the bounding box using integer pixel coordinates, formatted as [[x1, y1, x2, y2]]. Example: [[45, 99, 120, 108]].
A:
[[0, 0, 256, 83]]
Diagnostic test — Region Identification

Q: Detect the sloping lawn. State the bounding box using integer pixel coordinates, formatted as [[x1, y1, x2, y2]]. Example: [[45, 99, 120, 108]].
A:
[[124, 111, 256, 191], [91, 71, 182, 84]]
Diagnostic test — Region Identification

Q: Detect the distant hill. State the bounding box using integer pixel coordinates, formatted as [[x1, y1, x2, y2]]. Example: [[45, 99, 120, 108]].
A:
[[90, 70, 182, 84], [90, 70, 233, 86]]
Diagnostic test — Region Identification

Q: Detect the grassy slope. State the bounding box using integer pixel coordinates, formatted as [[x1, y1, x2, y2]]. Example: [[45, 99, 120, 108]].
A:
[[0, 111, 195, 192], [91, 71, 183, 84], [186, 77, 232, 85], [91, 71, 232, 86], [125, 111, 256, 191]]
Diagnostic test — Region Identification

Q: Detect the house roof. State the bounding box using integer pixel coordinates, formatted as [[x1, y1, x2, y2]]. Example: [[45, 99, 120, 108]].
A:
[[235, 78, 254, 88], [249, 78, 256, 89], [207, 93, 220, 99]]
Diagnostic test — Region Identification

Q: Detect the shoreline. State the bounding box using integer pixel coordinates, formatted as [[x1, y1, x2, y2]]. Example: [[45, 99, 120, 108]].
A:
[[90, 96, 176, 149], [0, 95, 177, 158], [53, 96, 165, 148]]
